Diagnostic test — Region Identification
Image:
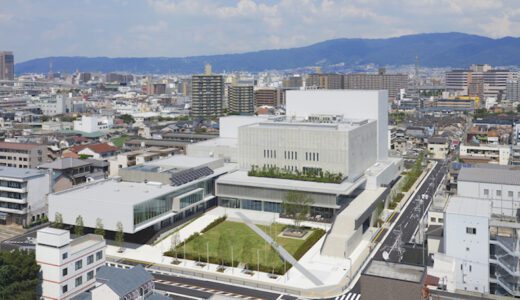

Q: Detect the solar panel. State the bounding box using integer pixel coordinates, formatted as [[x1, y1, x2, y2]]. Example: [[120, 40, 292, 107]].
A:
[[169, 166, 214, 186]]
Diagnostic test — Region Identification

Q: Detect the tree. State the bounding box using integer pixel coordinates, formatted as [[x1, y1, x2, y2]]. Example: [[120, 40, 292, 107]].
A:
[[217, 232, 230, 266], [115, 222, 124, 251], [0, 250, 40, 300], [74, 215, 84, 236], [192, 237, 204, 263], [516, 105, 520, 113], [119, 114, 135, 124], [282, 191, 314, 229], [53, 212, 63, 229], [94, 218, 105, 237], [240, 239, 253, 270], [170, 233, 180, 263]]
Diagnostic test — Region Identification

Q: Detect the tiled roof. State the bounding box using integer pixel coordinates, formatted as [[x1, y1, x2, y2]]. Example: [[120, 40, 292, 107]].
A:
[[96, 265, 152, 297], [70, 143, 118, 154], [0, 142, 44, 150]]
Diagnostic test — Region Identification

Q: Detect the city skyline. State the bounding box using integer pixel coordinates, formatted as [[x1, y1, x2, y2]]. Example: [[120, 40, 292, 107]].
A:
[[2, 0, 520, 62]]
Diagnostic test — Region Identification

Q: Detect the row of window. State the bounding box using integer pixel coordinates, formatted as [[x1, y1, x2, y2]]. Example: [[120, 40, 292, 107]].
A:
[[264, 149, 276, 159], [305, 152, 319, 161], [62, 250, 103, 271], [483, 189, 520, 198], [284, 151, 297, 160], [62, 269, 97, 294], [0, 156, 28, 161]]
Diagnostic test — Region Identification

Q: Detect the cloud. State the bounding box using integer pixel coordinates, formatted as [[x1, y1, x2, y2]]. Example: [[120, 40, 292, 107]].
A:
[[3, 0, 520, 61]]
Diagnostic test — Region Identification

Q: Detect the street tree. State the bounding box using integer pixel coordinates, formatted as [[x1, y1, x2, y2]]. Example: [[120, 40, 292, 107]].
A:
[[240, 239, 253, 270], [282, 191, 314, 229], [74, 215, 84, 236], [54, 212, 63, 229], [94, 218, 105, 237], [115, 222, 124, 252], [170, 232, 180, 263]]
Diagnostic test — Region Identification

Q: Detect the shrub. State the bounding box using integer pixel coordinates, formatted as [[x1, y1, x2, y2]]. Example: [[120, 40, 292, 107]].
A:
[[201, 216, 226, 233]]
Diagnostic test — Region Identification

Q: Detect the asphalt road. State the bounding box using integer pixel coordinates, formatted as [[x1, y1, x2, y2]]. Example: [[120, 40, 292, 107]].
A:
[[374, 158, 448, 263]]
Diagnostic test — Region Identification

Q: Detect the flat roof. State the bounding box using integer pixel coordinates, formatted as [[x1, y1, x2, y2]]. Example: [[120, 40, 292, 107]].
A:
[[39, 157, 91, 170], [146, 155, 221, 170], [246, 118, 375, 132], [50, 180, 177, 206], [458, 167, 520, 186], [188, 137, 238, 148], [364, 260, 424, 283], [0, 167, 47, 179], [216, 170, 364, 195], [445, 196, 490, 218]]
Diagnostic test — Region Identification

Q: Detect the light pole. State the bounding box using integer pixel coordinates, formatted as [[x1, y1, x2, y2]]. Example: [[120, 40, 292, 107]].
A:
[[257, 249, 260, 278], [231, 246, 234, 274], [183, 243, 186, 266], [206, 242, 209, 270]]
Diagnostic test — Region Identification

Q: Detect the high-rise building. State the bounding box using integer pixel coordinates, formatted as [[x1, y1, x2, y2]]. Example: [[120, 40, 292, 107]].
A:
[[254, 88, 279, 107], [0, 51, 14, 81], [445, 65, 517, 100], [306, 73, 344, 89], [344, 73, 408, 100], [283, 75, 303, 89], [228, 85, 254, 115], [507, 80, 520, 102], [191, 74, 224, 118]]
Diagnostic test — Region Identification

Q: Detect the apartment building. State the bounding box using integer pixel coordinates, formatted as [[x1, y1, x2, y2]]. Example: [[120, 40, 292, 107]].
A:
[[254, 88, 279, 107], [0, 167, 50, 226], [191, 74, 224, 118], [430, 166, 520, 297], [0, 51, 14, 81], [306, 73, 344, 90], [73, 115, 114, 133], [344, 72, 408, 100], [459, 144, 511, 165], [0, 142, 49, 168], [228, 85, 254, 115], [36, 228, 106, 300]]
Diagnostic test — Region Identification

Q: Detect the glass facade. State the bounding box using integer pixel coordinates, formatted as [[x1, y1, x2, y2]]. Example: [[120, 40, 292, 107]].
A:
[[241, 199, 262, 211], [219, 197, 240, 208], [264, 201, 281, 213], [179, 190, 204, 209], [133, 178, 215, 226]]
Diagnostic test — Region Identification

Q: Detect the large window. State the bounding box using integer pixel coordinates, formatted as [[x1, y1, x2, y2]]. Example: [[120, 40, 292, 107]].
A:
[[75, 276, 82, 287], [133, 194, 173, 226], [179, 190, 204, 209], [264, 201, 281, 213], [87, 255, 94, 265], [75, 260, 82, 271], [133, 179, 215, 226], [219, 197, 240, 208], [242, 199, 262, 211]]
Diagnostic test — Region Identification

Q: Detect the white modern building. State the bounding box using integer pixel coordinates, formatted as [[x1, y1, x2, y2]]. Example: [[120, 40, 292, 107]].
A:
[[48, 156, 234, 235], [459, 144, 511, 165], [73, 115, 114, 133], [36, 228, 106, 300], [0, 167, 50, 226], [430, 166, 520, 297], [35, 95, 74, 116]]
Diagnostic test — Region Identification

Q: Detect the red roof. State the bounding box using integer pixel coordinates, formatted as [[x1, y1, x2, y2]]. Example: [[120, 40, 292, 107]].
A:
[[69, 143, 118, 154], [62, 151, 80, 159], [0, 142, 44, 150]]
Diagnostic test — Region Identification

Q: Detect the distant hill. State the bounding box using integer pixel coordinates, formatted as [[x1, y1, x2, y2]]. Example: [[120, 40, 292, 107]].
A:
[[15, 32, 520, 74]]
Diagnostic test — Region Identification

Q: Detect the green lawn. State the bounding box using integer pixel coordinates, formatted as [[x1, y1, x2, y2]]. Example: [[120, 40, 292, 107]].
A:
[[111, 135, 129, 147], [166, 221, 324, 274]]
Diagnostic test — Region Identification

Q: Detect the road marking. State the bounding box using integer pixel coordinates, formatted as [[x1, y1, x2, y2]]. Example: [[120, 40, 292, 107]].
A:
[[354, 294, 361, 300]]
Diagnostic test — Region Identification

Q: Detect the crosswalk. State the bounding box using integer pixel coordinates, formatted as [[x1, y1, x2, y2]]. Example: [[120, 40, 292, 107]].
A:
[[154, 279, 264, 299], [334, 292, 361, 300]]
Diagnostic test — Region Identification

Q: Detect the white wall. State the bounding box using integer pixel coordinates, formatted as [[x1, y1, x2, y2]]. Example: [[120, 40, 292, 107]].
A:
[[444, 208, 490, 293], [458, 181, 520, 217], [285, 90, 389, 160], [27, 173, 51, 215], [219, 115, 267, 139]]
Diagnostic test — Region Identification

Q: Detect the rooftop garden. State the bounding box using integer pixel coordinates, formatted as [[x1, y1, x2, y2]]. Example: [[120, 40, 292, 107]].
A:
[[247, 165, 343, 184]]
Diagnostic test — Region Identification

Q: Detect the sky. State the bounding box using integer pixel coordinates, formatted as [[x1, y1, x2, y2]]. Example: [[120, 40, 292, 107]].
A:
[[2, 0, 520, 62]]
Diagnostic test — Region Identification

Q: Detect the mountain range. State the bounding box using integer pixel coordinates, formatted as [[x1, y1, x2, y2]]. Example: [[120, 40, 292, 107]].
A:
[[15, 32, 520, 74]]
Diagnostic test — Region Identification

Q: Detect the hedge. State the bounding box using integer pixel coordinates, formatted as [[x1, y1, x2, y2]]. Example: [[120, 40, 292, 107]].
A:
[[201, 216, 227, 233]]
